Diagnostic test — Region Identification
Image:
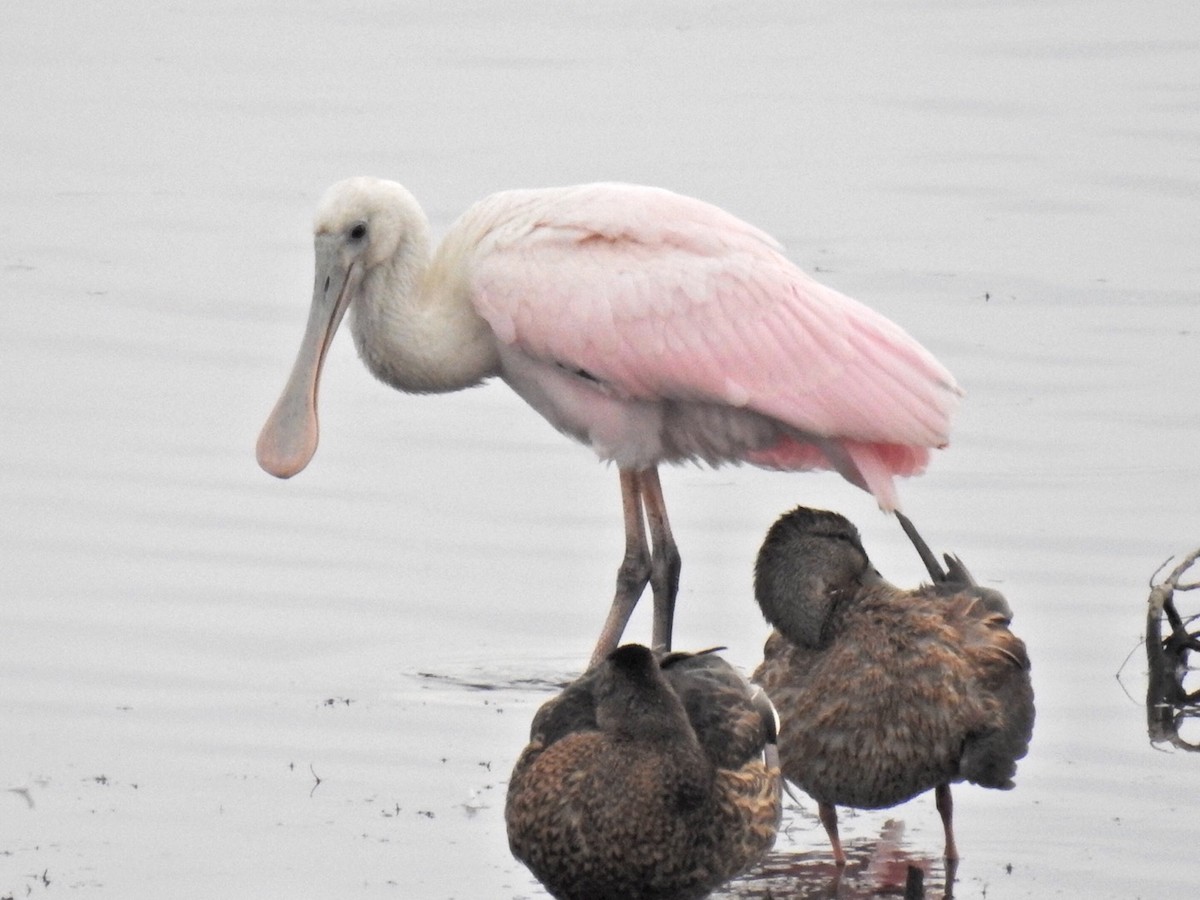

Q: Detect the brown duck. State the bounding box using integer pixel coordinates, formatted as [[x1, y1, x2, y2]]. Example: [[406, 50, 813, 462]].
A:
[[752, 506, 1034, 864], [506, 644, 782, 900]]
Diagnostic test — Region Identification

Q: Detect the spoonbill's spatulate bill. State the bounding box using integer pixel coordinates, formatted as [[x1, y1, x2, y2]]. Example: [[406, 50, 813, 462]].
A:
[[256, 178, 961, 665]]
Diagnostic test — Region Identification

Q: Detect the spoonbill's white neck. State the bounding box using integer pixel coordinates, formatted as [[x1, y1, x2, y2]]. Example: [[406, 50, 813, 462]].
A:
[[339, 182, 501, 395]]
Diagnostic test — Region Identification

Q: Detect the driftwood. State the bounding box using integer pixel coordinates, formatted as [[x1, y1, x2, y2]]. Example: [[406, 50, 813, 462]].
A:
[[1146, 549, 1200, 749]]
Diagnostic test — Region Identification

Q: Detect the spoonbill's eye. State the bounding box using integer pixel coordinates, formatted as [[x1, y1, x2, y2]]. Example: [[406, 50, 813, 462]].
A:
[[349, 222, 368, 241]]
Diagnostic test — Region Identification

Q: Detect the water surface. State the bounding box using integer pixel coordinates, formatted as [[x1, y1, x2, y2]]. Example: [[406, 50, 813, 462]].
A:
[[2, 2, 1198, 897]]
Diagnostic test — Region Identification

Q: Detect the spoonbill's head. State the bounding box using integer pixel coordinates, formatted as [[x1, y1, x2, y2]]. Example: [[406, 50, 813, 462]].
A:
[[255, 178, 421, 478]]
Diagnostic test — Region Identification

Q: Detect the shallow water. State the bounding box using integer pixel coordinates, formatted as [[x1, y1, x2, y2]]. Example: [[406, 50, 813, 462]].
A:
[[2, 1, 1199, 897]]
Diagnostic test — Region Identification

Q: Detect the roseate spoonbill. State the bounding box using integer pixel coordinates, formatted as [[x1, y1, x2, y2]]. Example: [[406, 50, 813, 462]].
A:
[[506, 644, 782, 900], [256, 178, 961, 665], [752, 506, 1034, 865]]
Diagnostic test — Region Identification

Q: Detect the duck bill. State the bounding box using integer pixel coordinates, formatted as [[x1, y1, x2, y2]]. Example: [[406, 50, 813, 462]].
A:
[[256, 239, 357, 478]]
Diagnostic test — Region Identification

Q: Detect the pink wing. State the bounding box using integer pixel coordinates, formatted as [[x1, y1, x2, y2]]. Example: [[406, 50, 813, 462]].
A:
[[466, 184, 961, 507]]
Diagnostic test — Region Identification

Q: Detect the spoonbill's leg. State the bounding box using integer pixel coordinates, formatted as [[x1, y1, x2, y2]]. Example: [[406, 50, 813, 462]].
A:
[[818, 801, 847, 866], [935, 783, 959, 861], [588, 468, 651, 668], [639, 467, 681, 655]]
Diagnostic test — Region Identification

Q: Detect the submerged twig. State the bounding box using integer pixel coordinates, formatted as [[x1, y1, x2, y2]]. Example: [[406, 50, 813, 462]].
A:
[[1145, 548, 1200, 750]]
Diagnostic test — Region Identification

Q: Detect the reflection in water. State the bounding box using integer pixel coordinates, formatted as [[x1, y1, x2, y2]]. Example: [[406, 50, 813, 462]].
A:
[[717, 819, 952, 899], [1145, 549, 1200, 751]]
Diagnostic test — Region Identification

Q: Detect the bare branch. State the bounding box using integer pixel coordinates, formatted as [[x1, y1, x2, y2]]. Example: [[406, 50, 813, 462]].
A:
[[1157, 548, 1200, 593], [1146, 545, 1200, 751]]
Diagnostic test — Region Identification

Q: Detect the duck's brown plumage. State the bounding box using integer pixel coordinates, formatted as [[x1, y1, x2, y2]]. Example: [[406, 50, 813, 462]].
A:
[[751, 506, 1034, 863], [506, 644, 782, 900]]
